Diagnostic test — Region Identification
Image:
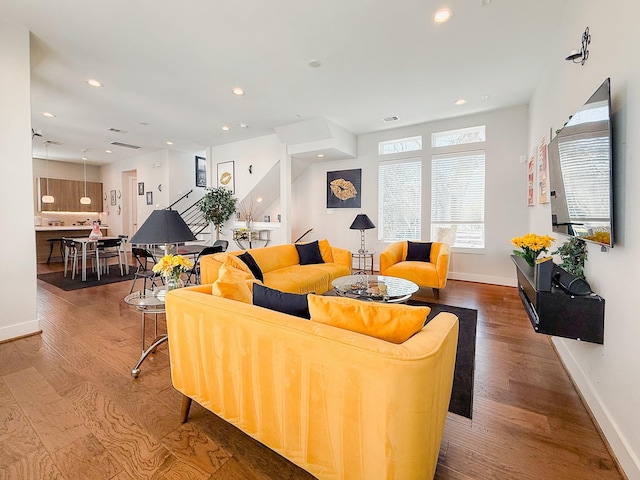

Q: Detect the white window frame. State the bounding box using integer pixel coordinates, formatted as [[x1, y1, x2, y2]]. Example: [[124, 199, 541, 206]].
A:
[[430, 150, 486, 251], [378, 157, 422, 242], [378, 136, 422, 155], [431, 125, 486, 148]]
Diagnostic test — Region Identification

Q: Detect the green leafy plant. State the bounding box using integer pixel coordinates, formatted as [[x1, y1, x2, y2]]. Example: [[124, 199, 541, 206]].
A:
[[552, 236, 588, 279], [199, 187, 237, 239]]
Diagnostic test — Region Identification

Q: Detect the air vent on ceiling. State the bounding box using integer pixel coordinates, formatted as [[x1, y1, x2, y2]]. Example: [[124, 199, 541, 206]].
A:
[[108, 128, 128, 134], [109, 141, 141, 149], [383, 116, 399, 123]]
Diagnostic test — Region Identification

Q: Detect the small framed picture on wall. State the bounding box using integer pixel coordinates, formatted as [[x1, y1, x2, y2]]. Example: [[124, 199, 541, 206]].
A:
[[195, 156, 207, 188], [138, 182, 144, 195], [146, 191, 153, 205]]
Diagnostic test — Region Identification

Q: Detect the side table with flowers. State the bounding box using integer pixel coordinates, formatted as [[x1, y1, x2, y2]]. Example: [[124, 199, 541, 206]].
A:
[[152, 254, 193, 294]]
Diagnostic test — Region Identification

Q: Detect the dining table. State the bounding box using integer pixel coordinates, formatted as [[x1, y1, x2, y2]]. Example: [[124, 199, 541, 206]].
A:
[[64, 236, 123, 281]]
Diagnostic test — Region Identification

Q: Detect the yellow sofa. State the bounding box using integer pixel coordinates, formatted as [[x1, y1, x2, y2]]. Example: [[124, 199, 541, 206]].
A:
[[379, 241, 450, 299], [200, 239, 351, 294], [165, 285, 459, 480]]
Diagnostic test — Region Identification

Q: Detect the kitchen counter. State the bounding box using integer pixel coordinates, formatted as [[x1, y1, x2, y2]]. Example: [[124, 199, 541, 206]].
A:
[[35, 225, 109, 231], [35, 225, 110, 263]]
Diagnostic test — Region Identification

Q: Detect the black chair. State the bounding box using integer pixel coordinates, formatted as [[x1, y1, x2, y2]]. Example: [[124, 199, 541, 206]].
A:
[[97, 238, 124, 276], [185, 245, 223, 285], [129, 247, 162, 293], [213, 239, 229, 252], [62, 238, 80, 279], [46, 238, 65, 264]]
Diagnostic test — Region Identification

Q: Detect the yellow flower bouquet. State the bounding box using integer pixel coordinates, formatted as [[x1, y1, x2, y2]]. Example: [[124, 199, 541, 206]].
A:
[[511, 233, 555, 267], [152, 254, 194, 283]]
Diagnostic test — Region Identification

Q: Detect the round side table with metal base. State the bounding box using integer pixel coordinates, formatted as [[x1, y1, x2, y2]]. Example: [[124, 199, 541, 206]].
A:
[[124, 289, 167, 378]]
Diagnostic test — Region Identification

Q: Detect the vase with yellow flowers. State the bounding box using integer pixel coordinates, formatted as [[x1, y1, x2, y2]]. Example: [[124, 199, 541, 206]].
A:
[[511, 233, 555, 267], [152, 254, 194, 294]]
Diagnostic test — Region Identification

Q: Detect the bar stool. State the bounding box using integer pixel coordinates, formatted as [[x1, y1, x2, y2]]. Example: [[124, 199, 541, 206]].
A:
[[46, 238, 65, 264]]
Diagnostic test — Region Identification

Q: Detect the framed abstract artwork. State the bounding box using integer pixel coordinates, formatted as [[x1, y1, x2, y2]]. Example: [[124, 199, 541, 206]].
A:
[[195, 156, 207, 188], [138, 182, 144, 195], [326, 168, 361, 208], [217, 161, 235, 193]]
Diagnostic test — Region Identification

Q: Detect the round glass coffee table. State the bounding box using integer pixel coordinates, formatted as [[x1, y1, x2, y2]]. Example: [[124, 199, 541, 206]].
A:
[[332, 275, 418, 303]]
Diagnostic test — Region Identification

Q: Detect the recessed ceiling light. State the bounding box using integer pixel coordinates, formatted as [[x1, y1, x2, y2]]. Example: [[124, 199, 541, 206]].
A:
[[81, 156, 87, 161], [455, 98, 468, 106], [232, 87, 245, 96], [308, 59, 322, 68], [86, 79, 103, 87], [42, 112, 56, 118], [481, 94, 490, 100], [239, 123, 248, 128], [105, 150, 113, 154], [433, 7, 453, 24], [317, 153, 325, 158], [166, 141, 173, 145], [221, 125, 230, 131]]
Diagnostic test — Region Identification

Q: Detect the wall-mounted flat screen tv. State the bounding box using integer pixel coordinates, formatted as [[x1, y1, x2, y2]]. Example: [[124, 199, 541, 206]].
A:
[[548, 77, 613, 248]]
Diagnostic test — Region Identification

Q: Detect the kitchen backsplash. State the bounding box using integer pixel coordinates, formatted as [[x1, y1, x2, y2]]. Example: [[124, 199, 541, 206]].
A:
[[35, 211, 108, 227]]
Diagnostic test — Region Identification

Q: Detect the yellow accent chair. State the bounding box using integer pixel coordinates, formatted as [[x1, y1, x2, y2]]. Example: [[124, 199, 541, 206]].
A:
[[379, 241, 450, 299]]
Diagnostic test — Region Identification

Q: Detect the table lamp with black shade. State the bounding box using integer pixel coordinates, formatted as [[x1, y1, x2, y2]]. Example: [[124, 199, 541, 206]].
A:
[[130, 209, 197, 253], [350, 213, 376, 254]]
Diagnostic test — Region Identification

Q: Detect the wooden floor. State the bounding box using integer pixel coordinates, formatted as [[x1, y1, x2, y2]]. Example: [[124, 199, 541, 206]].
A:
[[0, 262, 624, 479]]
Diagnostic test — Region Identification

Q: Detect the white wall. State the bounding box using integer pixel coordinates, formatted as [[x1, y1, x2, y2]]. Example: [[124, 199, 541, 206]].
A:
[[0, 21, 39, 341], [528, 1, 640, 476], [292, 105, 529, 284]]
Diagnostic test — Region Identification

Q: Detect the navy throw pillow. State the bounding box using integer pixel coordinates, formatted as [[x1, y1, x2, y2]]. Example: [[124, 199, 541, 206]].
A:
[[237, 252, 264, 282], [295, 240, 325, 265], [406, 241, 433, 262], [253, 284, 310, 319]]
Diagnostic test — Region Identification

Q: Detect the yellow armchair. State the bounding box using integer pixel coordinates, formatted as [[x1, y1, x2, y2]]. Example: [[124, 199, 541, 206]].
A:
[[379, 241, 450, 299]]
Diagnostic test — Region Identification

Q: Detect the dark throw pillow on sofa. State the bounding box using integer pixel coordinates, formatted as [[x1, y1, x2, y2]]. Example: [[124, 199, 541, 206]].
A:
[[237, 252, 264, 282], [253, 284, 311, 319], [295, 240, 325, 265], [406, 241, 433, 262]]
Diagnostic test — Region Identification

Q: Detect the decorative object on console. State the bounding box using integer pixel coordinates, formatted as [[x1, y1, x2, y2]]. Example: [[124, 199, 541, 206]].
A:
[[511, 233, 554, 267], [349, 213, 376, 254], [552, 236, 588, 280], [199, 186, 237, 240], [327, 168, 361, 208], [41, 141, 55, 204], [565, 26, 590, 65]]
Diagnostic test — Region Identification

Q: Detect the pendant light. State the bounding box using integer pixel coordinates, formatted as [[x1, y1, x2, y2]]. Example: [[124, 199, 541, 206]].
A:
[[80, 149, 91, 205], [41, 141, 55, 204]]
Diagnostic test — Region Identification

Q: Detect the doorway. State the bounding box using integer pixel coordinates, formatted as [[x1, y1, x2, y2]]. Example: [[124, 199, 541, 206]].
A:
[[122, 170, 137, 249]]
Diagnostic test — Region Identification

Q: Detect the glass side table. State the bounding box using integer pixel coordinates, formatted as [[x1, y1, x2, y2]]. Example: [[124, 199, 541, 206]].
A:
[[124, 289, 167, 378], [351, 251, 375, 275]]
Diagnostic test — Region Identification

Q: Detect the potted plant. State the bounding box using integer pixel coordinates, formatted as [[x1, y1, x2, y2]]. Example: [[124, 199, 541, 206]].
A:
[[552, 236, 588, 279], [199, 187, 237, 240]]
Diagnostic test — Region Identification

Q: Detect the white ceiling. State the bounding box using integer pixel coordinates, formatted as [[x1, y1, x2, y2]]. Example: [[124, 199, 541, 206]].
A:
[[1, 0, 567, 165]]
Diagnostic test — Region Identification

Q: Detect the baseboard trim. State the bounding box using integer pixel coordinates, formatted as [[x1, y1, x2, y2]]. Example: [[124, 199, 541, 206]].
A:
[[448, 271, 516, 287], [552, 337, 637, 480], [0, 320, 41, 343]]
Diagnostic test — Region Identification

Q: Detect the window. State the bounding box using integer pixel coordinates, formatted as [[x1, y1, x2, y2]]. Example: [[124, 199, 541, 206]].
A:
[[431, 125, 485, 148], [378, 158, 422, 241], [431, 151, 485, 249], [378, 136, 422, 155]]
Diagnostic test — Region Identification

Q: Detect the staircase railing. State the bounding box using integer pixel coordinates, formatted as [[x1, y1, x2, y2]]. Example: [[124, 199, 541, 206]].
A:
[[168, 189, 210, 239]]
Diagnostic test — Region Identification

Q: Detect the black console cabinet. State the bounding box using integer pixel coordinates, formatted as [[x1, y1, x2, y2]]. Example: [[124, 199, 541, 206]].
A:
[[511, 255, 604, 344]]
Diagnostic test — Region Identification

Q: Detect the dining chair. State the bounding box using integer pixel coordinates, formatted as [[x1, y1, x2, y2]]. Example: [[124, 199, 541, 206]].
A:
[[97, 238, 125, 276], [185, 245, 223, 285], [130, 247, 162, 293], [62, 238, 80, 279]]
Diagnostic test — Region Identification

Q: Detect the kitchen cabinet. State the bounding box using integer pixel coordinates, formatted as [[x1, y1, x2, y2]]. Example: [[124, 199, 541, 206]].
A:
[[38, 178, 103, 212]]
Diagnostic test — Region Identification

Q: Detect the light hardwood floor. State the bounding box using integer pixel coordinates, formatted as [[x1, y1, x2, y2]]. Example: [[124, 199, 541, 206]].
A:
[[0, 263, 625, 479]]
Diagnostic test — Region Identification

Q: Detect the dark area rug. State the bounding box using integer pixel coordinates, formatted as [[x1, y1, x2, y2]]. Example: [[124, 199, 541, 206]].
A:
[[38, 268, 136, 291], [408, 300, 478, 419]]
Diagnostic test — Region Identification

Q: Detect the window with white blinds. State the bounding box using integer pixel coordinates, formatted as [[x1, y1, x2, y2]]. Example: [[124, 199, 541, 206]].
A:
[[557, 135, 610, 221], [431, 151, 485, 248], [378, 158, 422, 241]]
